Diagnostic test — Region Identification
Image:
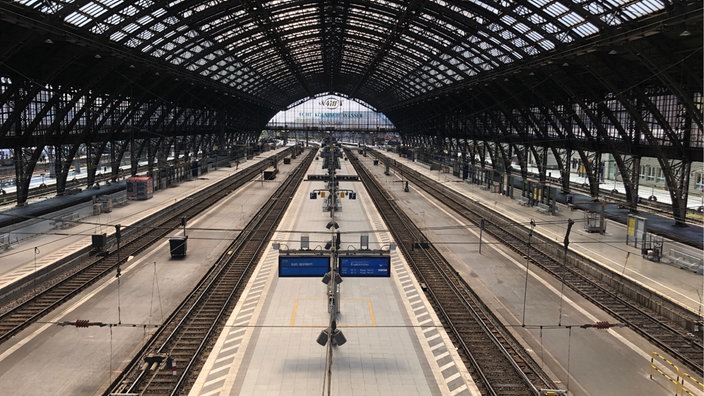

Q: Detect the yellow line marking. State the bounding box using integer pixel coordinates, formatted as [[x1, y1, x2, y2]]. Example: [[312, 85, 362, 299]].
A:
[[290, 299, 299, 327], [367, 298, 376, 326], [290, 298, 377, 327]]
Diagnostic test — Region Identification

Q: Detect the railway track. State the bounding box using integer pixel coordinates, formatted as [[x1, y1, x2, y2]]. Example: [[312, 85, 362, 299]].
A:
[[347, 150, 556, 395], [0, 149, 292, 344], [373, 150, 704, 379], [105, 148, 315, 395]]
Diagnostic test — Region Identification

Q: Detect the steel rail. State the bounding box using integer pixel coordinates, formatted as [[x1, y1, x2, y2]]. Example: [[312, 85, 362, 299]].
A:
[[347, 149, 555, 395], [105, 148, 315, 395], [0, 149, 291, 344], [378, 151, 703, 378]]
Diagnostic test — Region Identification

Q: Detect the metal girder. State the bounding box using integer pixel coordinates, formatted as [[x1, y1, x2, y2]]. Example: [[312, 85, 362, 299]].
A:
[[659, 158, 691, 225], [13, 146, 41, 206], [52, 143, 81, 198], [0, 1, 699, 220], [618, 154, 641, 211]]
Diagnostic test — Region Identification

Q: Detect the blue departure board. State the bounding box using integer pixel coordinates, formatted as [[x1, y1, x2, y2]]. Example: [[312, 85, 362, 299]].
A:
[[338, 256, 391, 277], [279, 256, 330, 277]]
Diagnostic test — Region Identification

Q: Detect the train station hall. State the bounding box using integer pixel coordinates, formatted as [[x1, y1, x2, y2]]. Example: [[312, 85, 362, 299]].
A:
[[0, 1, 701, 395]]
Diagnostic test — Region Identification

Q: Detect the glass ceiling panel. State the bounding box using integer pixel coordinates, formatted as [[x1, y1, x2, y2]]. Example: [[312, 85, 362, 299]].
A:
[[620, 1, 664, 18], [9, 0, 673, 107]]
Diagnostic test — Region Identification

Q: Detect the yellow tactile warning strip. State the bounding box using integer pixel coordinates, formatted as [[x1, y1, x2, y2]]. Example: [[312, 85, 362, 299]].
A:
[[191, 250, 278, 396], [367, 211, 479, 396], [192, 161, 479, 396]]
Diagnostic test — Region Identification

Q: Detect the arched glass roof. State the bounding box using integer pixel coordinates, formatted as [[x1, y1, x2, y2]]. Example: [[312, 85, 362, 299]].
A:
[[11, 0, 673, 110]]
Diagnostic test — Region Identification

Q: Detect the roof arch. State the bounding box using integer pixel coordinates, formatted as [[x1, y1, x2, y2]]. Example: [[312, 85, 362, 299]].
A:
[[3, 0, 697, 116], [0, 0, 700, 222]]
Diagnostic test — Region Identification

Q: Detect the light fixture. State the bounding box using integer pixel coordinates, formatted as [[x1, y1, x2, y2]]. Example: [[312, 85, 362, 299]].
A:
[[680, 30, 691, 37], [562, 62, 569, 67], [44, 38, 54, 44], [129, 64, 135, 69], [94, 54, 102, 59], [316, 321, 346, 346], [608, 49, 618, 55]]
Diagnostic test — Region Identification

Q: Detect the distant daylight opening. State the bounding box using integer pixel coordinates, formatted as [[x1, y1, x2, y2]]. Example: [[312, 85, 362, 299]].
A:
[[266, 93, 396, 134]]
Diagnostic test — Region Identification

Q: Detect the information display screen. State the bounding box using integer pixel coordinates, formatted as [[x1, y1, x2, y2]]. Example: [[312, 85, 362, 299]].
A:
[[278, 256, 330, 277], [338, 256, 391, 277]]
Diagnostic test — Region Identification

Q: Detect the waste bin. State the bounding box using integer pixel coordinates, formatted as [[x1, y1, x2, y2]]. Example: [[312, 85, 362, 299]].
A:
[[169, 236, 188, 258]]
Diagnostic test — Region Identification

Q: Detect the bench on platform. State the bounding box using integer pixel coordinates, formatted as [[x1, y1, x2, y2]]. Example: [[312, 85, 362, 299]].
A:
[[51, 213, 80, 229], [518, 197, 531, 207], [112, 195, 127, 206], [0, 233, 10, 251], [536, 203, 552, 214], [668, 249, 703, 274]]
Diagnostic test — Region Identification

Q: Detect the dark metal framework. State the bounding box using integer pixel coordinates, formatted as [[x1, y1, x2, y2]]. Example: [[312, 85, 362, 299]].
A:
[[0, 0, 701, 223]]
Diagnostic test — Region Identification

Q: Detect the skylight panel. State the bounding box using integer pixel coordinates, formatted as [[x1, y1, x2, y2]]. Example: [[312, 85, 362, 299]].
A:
[[152, 7, 166, 18], [137, 15, 154, 25], [538, 39, 555, 50], [558, 12, 585, 27], [349, 18, 390, 34], [17, 0, 65, 14], [16, 0, 42, 7], [136, 29, 154, 41], [80, 3, 107, 17], [501, 14, 517, 25], [120, 5, 139, 17], [110, 30, 126, 42], [582, 2, 608, 15], [123, 23, 141, 34], [499, 29, 516, 41], [621, 0, 665, 19], [544, 2, 570, 19], [136, 0, 153, 8], [271, 5, 316, 22], [64, 13, 91, 27], [572, 22, 598, 37], [105, 14, 124, 26]]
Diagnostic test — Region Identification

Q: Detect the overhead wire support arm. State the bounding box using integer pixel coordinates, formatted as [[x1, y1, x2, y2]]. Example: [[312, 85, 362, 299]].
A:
[[57, 320, 108, 328]]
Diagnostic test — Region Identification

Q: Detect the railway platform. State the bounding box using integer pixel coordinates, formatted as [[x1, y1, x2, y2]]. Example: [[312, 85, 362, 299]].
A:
[[0, 147, 298, 396], [190, 150, 478, 395], [0, 144, 699, 395], [373, 149, 703, 318], [0, 148, 288, 294]]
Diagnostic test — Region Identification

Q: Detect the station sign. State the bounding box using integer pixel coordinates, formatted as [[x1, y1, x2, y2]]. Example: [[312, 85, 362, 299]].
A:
[[338, 255, 391, 277], [279, 256, 330, 277]]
